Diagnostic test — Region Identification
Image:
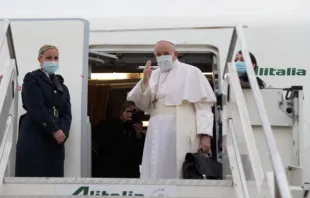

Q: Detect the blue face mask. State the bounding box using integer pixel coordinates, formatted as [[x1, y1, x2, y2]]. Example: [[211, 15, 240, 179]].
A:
[[235, 61, 247, 76], [42, 61, 59, 74]]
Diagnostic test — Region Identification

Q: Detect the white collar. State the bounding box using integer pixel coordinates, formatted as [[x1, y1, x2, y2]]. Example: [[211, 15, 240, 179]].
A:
[[40, 69, 49, 77], [40, 69, 54, 82]]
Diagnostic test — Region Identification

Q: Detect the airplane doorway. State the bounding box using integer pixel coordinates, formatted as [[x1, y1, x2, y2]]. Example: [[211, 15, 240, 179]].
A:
[[87, 52, 219, 178]]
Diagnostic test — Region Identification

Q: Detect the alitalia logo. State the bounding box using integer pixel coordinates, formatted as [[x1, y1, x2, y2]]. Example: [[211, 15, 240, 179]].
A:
[[72, 186, 144, 196], [255, 67, 306, 76]]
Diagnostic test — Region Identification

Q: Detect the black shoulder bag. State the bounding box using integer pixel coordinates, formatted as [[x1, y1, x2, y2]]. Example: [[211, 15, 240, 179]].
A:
[[182, 152, 222, 180]]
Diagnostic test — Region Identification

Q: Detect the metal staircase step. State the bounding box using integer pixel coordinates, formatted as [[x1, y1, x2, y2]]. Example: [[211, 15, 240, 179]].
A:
[[0, 196, 235, 198], [0, 177, 274, 198], [1, 177, 236, 197]]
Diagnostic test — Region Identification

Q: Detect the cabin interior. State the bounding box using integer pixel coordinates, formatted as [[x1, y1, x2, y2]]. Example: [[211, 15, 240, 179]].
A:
[[88, 51, 217, 177]]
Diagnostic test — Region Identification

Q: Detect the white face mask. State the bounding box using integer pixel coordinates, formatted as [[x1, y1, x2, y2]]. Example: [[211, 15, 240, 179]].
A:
[[156, 55, 173, 71]]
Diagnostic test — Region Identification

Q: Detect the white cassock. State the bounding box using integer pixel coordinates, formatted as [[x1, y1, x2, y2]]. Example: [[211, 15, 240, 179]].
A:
[[127, 60, 216, 179]]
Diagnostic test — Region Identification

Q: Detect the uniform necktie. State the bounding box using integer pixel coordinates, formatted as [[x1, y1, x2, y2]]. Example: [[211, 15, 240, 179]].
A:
[[49, 74, 55, 81]]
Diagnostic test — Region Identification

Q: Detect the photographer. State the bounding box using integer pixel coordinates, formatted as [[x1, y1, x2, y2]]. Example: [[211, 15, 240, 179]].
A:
[[95, 101, 145, 178]]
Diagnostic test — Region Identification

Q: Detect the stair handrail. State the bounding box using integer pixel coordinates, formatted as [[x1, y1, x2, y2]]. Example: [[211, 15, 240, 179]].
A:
[[0, 19, 19, 76], [226, 115, 250, 198], [223, 24, 292, 198], [0, 60, 16, 181], [0, 19, 19, 179], [225, 61, 265, 194], [223, 26, 265, 193]]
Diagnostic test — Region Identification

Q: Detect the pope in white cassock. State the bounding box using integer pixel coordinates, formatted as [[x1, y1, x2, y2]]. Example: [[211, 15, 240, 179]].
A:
[[127, 40, 216, 179]]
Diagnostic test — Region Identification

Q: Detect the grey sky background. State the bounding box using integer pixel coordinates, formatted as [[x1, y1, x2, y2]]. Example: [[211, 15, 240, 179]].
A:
[[0, 0, 309, 19]]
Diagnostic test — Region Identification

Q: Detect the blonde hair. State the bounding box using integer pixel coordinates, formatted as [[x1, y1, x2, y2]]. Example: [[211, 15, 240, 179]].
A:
[[38, 45, 58, 56]]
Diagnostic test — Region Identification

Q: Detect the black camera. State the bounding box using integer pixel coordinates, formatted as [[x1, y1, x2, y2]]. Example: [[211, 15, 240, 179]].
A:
[[131, 109, 144, 123]]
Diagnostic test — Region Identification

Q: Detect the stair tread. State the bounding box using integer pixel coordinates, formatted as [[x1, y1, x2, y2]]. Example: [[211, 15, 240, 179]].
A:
[[4, 177, 234, 186]]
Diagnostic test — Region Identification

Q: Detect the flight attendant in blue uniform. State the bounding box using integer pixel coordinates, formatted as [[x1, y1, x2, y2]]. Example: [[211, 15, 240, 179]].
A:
[[15, 45, 72, 177]]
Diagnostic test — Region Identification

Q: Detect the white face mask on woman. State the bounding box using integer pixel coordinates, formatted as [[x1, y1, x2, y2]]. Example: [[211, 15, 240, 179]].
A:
[[156, 55, 173, 71]]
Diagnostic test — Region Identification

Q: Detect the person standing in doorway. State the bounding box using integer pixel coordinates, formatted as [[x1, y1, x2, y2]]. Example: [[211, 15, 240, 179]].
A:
[[127, 40, 216, 179], [96, 101, 145, 178], [15, 45, 72, 177]]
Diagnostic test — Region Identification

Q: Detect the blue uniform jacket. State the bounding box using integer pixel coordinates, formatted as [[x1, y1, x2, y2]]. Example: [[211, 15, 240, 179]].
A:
[[15, 69, 72, 177]]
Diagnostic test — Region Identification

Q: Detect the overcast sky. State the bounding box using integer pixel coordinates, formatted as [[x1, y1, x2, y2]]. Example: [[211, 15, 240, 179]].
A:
[[0, 0, 309, 19]]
